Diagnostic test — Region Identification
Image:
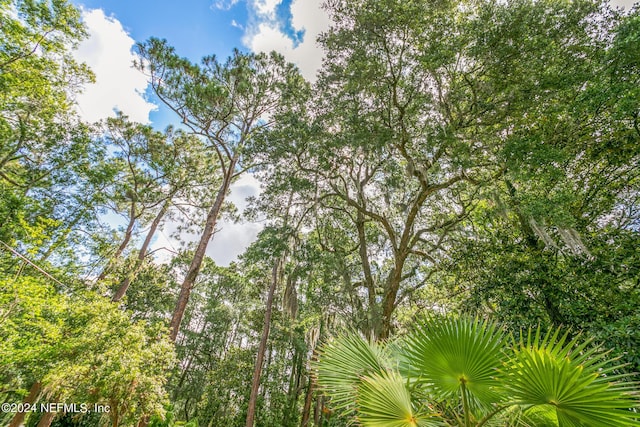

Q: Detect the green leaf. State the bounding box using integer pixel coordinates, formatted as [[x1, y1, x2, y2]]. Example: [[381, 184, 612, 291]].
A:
[[402, 316, 506, 412], [315, 332, 391, 416], [506, 327, 640, 426], [357, 371, 441, 427]]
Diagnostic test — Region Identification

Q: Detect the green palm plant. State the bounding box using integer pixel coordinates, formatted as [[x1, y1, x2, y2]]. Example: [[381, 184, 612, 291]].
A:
[[315, 316, 640, 427]]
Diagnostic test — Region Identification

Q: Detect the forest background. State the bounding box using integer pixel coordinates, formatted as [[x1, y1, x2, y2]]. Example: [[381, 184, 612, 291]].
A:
[[1, 0, 639, 426]]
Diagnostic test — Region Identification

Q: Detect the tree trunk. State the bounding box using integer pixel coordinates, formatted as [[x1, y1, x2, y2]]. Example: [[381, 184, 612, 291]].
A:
[[36, 411, 55, 427], [8, 381, 40, 427], [263, 342, 273, 403], [313, 395, 324, 426], [380, 263, 404, 340], [300, 374, 314, 427], [113, 199, 170, 302], [283, 344, 302, 426], [356, 212, 379, 339], [245, 261, 279, 427], [169, 159, 235, 342], [301, 332, 321, 427], [97, 200, 137, 282]]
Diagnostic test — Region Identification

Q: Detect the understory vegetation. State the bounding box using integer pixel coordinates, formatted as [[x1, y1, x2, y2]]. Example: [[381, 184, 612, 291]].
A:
[[1, 0, 639, 425]]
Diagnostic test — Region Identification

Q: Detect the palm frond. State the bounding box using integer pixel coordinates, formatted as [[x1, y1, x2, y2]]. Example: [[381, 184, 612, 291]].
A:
[[506, 327, 640, 427], [315, 331, 391, 416], [315, 318, 640, 427], [357, 370, 442, 427], [402, 316, 506, 412]]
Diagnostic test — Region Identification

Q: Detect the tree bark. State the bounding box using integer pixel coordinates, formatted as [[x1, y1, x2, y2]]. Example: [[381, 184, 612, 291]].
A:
[[380, 262, 404, 340], [245, 261, 279, 427], [313, 395, 324, 426], [113, 199, 170, 302], [8, 381, 40, 427], [300, 375, 314, 427], [301, 326, 322, 427], [356, 212, 379, 338], [97, 200, 137, 282], [169, 159, 236, 342], [283, 343, 302, 426], [36, 411, 55, 427], [263, 342, 273, 402]]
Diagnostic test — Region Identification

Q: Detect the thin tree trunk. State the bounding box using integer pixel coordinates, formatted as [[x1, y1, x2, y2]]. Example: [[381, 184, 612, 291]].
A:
[[286, 347, 303, 424], [169, 159, 236, 342], [172, 316, 210, 401], [112, 199, 170, 301], [300, 375, 314, 427], [356, 212, 379, 339], [301, 337, 321, 427], [222, 319, 238, 359], [97, 200, 137, 282], [245, 261, 279, 427], [313, 395, 324, 426], [263, 342, 273, 402], [36, 411, 55, 427], [8, 381, 40, 427], [300, 368, 316, 427]]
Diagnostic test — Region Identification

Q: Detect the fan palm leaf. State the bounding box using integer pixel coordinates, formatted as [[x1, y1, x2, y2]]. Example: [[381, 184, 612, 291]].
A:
[[357, 370, 442, 427], [316, 317, 640, 427], [505, 327, 640, 426], [315, 331, 391, 416], [402, 316, 506, 415]]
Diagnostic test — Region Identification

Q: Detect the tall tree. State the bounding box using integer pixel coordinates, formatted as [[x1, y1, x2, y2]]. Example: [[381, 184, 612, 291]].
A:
[[0, 0, 93, 253], [257, 0, 638, 342], [259, 0, 506, 339], [136, 41, 307, 341], [95, 114, 171, 282], [430, 1, 640, 370], [88, 114, 215, 301]]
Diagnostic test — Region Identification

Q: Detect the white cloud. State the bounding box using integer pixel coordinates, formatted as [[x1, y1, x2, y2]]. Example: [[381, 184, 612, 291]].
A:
[[73, 9, 156, 123], [244, 0, 638, 82], [151, 174, 264, 266], [246, 23, 295, 55], [290, 0, 330, 41], [212, 0, 240, 11], [227, 173, 263, 213], [244, 0, 330, 82], [206, 220, 263, 266], [255, 0, 280, 18], [206, 174, 264, 265], [610, 0, 635, 9]]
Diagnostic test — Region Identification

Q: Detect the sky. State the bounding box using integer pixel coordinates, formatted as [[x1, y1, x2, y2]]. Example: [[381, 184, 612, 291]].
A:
[[69, 0, 330, 265], [68, 0, 634, 265], [70, 0, 329, 125]]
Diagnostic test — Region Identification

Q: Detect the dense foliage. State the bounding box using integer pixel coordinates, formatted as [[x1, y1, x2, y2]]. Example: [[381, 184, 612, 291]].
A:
[[316, 316, 640, 426], [1, 0, 638, 425]]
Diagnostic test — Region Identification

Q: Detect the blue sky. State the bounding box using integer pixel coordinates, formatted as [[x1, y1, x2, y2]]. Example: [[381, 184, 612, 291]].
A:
[[68, 0, 633, 129], [70, 0, 250, 128], [70, 0, 329, 128], [68, 0, 330, 265], [71, 0, 249, 62]]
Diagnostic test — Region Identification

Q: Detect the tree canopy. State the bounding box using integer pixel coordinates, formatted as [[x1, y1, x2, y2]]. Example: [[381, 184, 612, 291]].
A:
[[0, 0, 638, 426]]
